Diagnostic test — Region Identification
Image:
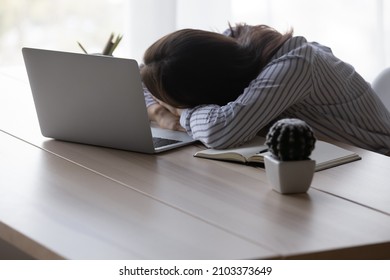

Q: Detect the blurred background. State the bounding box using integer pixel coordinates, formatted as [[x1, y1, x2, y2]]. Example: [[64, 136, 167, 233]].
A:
[[1, 0, 389, 81]]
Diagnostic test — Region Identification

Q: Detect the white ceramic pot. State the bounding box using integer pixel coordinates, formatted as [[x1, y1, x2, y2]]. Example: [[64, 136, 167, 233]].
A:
[[264, 155, 315, 194]]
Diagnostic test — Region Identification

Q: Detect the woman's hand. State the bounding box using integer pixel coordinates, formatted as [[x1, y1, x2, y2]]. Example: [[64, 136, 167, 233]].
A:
[[155, 99, 183, 117], [147, 103, 185, 132]]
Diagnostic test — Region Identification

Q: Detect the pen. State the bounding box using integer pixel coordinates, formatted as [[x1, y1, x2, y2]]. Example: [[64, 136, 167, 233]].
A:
[[77, 41, 88, 54], [102, 33, 114, 55], [108, 34, 123, 55]]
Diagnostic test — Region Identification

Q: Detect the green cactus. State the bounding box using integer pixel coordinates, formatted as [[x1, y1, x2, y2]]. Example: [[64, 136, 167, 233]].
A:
[[265, 118, 316, 161]]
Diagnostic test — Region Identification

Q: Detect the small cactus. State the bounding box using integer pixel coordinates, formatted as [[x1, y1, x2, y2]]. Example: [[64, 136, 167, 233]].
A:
[[265, 118, 316, 161]]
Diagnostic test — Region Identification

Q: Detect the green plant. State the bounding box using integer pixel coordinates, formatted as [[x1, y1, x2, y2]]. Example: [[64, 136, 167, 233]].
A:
[[77, 33, 123, 55], [265, 118, 316, 161]]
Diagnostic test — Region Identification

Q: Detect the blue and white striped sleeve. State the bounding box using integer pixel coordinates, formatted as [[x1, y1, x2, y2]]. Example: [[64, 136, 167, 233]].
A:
[[143, 83, 157, 107]]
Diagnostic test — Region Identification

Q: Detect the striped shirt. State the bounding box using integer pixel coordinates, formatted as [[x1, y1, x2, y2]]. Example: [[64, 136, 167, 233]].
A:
[[145, 36, 390, 154]]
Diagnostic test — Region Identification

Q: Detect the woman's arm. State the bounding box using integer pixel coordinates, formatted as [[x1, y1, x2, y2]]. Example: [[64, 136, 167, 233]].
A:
[[180, 55, 313, 149], [147, 103, 185, 131], [143, 82, 184, 131]]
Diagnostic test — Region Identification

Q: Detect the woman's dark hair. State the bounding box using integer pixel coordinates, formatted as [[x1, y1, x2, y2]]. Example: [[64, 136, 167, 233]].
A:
[[141, 23, 293, 108]]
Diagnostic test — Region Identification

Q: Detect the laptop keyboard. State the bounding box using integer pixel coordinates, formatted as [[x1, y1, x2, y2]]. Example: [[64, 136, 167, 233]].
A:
[[152, 137, 181, 148]]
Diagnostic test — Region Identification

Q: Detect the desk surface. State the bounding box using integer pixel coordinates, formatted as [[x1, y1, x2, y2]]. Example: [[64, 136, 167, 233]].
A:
[[1, 69, 390, 259], [0, 131, 271, 259]]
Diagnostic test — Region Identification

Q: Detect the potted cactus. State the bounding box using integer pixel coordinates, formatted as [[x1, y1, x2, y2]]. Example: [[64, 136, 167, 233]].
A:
[[264, 118, 316, 194]]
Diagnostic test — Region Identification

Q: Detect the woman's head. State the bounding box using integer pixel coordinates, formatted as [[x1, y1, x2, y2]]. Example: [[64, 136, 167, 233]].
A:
[[141, 24, 293, 108]]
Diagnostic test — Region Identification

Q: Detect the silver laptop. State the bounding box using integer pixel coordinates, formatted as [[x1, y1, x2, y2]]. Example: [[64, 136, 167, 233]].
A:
[[22, 47, 196, 153]]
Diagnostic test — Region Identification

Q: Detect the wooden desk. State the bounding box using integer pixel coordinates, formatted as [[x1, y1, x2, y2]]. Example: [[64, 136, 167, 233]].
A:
[[1, 69, 390, 259], [0, 131, 272, 259], [312, 144, 390, 215]]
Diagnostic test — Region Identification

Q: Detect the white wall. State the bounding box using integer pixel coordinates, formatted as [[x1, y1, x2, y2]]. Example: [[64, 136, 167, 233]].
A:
[[0, 0, 388, 81]]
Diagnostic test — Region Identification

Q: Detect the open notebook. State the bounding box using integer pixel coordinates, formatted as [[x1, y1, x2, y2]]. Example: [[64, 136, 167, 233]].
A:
[[194, 137, 361, 171]]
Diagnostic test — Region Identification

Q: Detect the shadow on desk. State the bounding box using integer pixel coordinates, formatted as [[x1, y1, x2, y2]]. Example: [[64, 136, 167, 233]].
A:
[[0, 238, 34, 260], [284, 242, 390, 260]]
